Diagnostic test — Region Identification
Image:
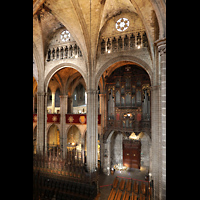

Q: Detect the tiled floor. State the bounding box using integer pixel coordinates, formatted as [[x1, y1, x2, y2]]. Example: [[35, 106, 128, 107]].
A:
[[98, 167, 148, 200]]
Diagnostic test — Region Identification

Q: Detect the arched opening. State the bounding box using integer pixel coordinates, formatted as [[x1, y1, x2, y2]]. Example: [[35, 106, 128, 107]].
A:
[[72, 83, 86, 114], [47, 124, 60, 156], [44, 63, 87, 95], [99, 61, 151, 171], [46, 67, 86, 114], [67, 125, 82, 160]]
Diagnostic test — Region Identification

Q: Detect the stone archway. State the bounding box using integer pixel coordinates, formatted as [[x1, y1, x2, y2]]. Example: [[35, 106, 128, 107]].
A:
[[44, 63, 87, 94], [47, 124, 60, 155], [95, 55, 153, 90]]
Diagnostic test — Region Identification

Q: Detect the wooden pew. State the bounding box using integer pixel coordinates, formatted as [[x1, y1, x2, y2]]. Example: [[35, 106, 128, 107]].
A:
[[114, 189, 123, 200], [139, 194, 145, 200], [131, 192, 137, 200], [147, 183, 152, 197], [133, 181, 139, 194], [108, 188, 116, 200], [122, 190, 130, 200], [140, 182, 146, 195], [146, 194, 151, 200], [122, 191, 127, 200], [107, 188, 113, 200], [125, 179, 132, 192], [119, 179, 126, 191], [113, 177, 119, 189]]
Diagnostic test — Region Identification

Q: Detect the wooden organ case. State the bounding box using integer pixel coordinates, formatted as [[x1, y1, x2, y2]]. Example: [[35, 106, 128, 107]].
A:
[[105, 64, 151, 169]]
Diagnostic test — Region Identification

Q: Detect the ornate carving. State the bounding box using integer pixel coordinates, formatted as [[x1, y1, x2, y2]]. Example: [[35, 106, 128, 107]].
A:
[[158, 45, 166, 56], [155, 38, 166, 56]]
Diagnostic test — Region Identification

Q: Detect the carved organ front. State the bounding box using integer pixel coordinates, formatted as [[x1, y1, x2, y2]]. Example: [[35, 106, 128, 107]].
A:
[[105, 65, 151, 136]]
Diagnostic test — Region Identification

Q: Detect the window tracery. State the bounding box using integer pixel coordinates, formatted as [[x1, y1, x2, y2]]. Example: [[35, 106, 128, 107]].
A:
[[60, 30, 70, 42], [116, 18, 129, 32]]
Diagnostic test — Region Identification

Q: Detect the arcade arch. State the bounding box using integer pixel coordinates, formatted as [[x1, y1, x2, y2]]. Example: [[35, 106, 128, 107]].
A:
[[98, 60, 152, 172], [44, 63, 87, 94], [47, 124, 60, 154], [67, 125, 82, 152], [46, 66, 86, 114]]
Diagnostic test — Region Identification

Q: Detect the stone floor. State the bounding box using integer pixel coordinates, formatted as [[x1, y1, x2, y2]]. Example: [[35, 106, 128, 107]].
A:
[[98, 167, 148, 200]]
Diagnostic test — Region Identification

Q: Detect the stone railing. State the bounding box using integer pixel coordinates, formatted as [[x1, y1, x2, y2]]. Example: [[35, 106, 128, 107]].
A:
[[100, 30, 149, 55], [46, 41, 82, 62], [103, 119, 150, 142]]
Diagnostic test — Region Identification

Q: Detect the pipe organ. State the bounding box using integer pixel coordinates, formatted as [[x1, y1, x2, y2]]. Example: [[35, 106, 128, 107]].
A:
[[105, 65, 151, 137]]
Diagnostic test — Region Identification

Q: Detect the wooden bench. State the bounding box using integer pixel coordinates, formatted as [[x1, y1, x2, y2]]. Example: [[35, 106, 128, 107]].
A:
[[133, 181, 139, 194], [108, 188, 116, 200], [113, 177, 119, 189], [114, 189, 123, 200], [131, 192, 137, 200], [125, 179, 132, 192], [146, 194, 151, 200], [119, 179, 126, 191], [139, 194, 145, 200], [140, 182, 146, 195], [122, 190, 130, 200], [147, 183, 152, 197]]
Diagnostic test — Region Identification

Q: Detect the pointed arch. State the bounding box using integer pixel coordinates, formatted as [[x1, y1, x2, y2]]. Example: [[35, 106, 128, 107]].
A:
[[47, 123, 60, 149], [95, 55, 153, 90], [44, 63, 87, 94]]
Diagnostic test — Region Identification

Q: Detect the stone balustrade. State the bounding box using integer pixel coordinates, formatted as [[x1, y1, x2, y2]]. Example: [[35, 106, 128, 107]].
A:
[[100, 31, 149, 54], [46, 41, 82, 62]]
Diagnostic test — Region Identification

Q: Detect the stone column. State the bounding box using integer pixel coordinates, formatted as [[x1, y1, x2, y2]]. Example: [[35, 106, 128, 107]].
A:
[[157, 38, 166, 200], [59, 95, 68, 158], [86, 89, 98, 172], [37, 92, 47, 155], [152, 38, 166, 200], [150, 84, 160, 200]]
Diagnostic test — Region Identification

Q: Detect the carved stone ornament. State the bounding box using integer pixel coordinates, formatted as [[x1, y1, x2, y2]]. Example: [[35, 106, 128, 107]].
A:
[[155, 38, 166, 56]]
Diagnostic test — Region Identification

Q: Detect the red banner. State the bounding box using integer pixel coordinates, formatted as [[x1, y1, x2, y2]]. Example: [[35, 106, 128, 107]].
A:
[[66, 114, 87, 124], [33, 114, 37, 122], [33, 114, 101, 124], [47, 114, 60, 123], [66, 114, 101, 124]]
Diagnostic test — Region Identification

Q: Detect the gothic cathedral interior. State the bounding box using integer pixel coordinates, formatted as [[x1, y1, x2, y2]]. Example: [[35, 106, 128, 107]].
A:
[[33, 1, 166, 200]]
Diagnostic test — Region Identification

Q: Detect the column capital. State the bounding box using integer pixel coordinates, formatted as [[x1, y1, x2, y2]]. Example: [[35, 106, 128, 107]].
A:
[[59, 94, 68, 98], [99, 93, 106, 97], [37, 91, 46, 96], [155, 37, 166, 56], [150, 85, 161, 91], [86, 89, 99, 94]]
